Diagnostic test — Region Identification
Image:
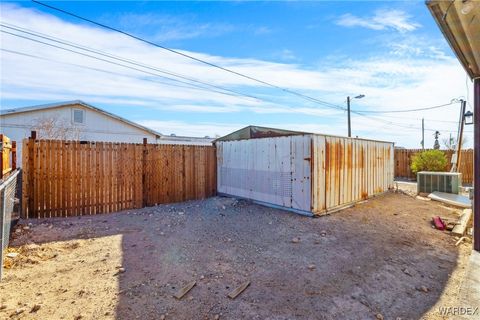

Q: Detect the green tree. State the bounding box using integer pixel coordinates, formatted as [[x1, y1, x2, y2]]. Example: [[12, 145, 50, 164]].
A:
[[411, 150, 448, 174]]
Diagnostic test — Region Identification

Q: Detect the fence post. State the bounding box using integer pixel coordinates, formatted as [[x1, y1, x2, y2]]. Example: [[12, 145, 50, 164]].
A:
[[142, 138, 147, 208], [0, 134, 3, 180], [26, 131, 36, 218], [11, 141, 16, 171]]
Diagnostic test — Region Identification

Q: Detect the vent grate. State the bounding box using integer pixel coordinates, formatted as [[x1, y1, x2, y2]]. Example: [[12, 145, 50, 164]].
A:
[[417, 172, 461, 194]]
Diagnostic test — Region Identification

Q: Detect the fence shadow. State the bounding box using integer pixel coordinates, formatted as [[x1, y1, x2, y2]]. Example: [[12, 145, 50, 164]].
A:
[[5, 194, 461, 319]]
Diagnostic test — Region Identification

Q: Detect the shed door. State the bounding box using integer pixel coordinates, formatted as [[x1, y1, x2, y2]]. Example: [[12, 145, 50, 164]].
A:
[[290, 136, 311, 212], [217, 136, 312, 213]]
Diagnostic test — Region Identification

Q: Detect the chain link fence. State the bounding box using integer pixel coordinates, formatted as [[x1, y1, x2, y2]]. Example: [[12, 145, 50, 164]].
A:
[[0, 170, 20, 280]]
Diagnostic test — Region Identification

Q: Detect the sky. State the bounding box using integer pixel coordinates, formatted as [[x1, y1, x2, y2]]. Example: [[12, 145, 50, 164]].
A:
[[0, 1, 474, 147]]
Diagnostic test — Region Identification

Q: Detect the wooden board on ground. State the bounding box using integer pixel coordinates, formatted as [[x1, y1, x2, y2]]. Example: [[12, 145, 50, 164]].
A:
[[227, 281, 250, 299], [173, 281, 196, 300], [452, 209, 473, 236]]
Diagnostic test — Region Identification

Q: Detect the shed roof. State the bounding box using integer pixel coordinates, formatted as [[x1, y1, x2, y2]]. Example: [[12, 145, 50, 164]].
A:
[[215, 125, 393, 144], [215, 125, 307, 142], [426, 0, 480, 79], [0, 100, 162, 138]]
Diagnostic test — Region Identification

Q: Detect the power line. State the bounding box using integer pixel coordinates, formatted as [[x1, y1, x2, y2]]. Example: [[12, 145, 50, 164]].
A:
[[0, 26, 265, 103], [31, 0, 346, 111], [352, 111, 473, 134], [8, 2, 471, 135], [1, 48, 233, 93], [0, 30, 242, 98], [352, 101, 457, 113], [3, 31, 468, 135], [354, 111, 465, 124], [14, 3, 467, 116], [1, 22, 264, 103], [1, 25, 349, 118], [25, 1, 469, 117]]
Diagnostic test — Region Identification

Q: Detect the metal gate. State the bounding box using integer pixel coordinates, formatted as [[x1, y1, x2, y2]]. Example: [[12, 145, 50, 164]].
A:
[[0, 170, 20, 280]]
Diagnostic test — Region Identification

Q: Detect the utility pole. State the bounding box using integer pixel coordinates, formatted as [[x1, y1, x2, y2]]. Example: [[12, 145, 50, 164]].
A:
[[433, 131, 440, 149], [452, 99, 466, 172], [346, 94, 364, 138], [347, 96, 351, 138], [421, 118, 425, 150]]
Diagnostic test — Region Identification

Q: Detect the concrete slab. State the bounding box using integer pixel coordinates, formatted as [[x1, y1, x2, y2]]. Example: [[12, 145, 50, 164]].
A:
[[458, 251, 480, 319], [428, 191, 472, 208]]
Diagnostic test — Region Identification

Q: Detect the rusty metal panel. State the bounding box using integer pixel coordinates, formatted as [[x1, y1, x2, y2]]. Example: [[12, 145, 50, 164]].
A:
[[291, 135, 311, 211], [312, 136, 394, 214], [218, 133, 393, 216], [311, 135, 326, 212], [217, 135, 312, 212]]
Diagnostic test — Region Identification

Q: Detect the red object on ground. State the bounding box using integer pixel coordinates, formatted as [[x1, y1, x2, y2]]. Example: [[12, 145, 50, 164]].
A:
[[432, 216, 446, 230]]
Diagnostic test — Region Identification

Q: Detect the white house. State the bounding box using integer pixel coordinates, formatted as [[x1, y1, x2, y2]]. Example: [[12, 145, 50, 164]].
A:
[[0, 100, 212, 166]]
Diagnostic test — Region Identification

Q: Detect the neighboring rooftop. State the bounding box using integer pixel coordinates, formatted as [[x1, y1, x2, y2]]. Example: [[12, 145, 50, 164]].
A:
[[0, 100, 163, 138]]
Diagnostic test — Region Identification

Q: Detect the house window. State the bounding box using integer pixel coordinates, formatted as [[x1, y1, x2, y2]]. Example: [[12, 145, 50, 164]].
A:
[[72, 109, 85, 124]]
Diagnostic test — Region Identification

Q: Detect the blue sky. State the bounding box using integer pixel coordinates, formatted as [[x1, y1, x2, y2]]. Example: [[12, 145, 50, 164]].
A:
[[0, 1, 474, 147]]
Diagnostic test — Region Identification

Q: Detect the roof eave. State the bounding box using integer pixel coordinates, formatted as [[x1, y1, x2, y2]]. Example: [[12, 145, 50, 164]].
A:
[[426, 0, 480, 80]]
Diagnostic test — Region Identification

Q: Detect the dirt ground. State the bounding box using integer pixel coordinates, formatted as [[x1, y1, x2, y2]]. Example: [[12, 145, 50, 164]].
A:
[[0, 192, 472, 320]]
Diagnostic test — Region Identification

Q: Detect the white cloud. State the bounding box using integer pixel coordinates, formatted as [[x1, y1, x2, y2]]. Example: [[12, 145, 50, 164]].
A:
[[0, 3, 472, 148], [101, 12, 235, 42], [275, 49, 297, 61], [336, 9, 421, 33], [253, 26, 273, 35]]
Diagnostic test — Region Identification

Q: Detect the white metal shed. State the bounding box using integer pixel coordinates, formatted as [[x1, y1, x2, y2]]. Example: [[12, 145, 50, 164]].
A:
[[216, 126, 394, 216]]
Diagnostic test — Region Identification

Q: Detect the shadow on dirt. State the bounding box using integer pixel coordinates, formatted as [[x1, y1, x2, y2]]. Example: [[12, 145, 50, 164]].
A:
[[113, 194, 460, 319], [9, 194, 460, 319]]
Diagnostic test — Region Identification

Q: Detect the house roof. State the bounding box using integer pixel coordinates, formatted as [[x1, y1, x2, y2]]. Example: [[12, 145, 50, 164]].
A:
[[0, 100, 162, 138], [159, 134, 214, 146], [426, 0, 480, 79]]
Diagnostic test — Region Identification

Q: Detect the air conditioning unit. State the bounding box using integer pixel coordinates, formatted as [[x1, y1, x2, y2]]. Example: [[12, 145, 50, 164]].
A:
[[417, 172, 462, 194]]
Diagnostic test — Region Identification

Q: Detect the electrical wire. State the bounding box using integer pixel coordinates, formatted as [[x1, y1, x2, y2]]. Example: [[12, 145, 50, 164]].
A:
[[0, 48, 234, 93], [1, 22, 264, 103], [0, 30, 266, 102], [353, 112, 462, 124], [9, 5, 465, 115], [352, 101, 457, 113], [7, 2, 471, 134], [31, 0, 347, 111], [27, 2, 468, 116], [1, 30, 468, 136], [1, 26, 350, 117], [352, 111, 473, 134]]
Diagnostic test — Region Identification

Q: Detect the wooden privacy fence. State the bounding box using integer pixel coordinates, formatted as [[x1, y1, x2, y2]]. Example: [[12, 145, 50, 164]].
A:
[[22, 136, 216, 219], [394, 149, 473, 184], [0, 134, 17, 179]]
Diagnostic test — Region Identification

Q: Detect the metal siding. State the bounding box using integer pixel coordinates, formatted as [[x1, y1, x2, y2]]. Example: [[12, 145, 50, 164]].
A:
[[312, 136, 394, 214], [217, 134, 393, 215], [216, 135, 311, 212], [311, 135, 326, 212], [291, 135, 311, 211]]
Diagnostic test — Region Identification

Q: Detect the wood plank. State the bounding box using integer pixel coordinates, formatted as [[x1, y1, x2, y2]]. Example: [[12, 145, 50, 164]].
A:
[[452, 209, 472, 237], [51, 140, 57, 217], [65, 141, 71, 216], [38, 140, 45, 218], [87, 142, 92, 215], [61, 141, 67, 217], [21, 139, 29, 218], [173, 281, 196, 300], [227, 281, 250, 299], [110, 142, 114, 213]]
